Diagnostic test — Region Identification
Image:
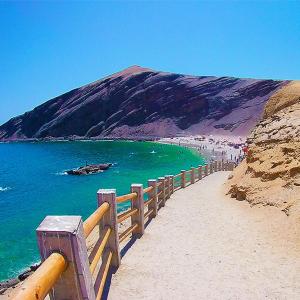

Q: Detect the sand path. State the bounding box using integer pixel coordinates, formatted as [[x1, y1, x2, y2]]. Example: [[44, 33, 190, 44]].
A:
[[108, 171, 300, 300]]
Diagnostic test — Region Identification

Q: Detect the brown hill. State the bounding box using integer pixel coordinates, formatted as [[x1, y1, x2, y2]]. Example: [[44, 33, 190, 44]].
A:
[[0, 66, 286, 141]]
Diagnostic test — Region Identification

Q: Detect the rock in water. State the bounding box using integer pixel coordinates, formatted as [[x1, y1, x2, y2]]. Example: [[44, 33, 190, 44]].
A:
[[66, 163, 112, 175]]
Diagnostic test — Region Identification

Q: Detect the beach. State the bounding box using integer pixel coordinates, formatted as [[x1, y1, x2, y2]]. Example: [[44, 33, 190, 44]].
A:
[[158, 134, 246, 163]]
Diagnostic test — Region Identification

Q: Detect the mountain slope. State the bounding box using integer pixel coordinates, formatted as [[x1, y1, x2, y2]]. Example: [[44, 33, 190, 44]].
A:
[[0, 66, 287, 141]]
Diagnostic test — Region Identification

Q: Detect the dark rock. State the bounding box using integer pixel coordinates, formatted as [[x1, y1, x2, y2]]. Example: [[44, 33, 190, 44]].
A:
[[66, 163, 112, 175]]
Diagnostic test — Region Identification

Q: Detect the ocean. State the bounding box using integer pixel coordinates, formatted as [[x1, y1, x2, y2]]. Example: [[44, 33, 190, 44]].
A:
[[0, 140, 205, 281]]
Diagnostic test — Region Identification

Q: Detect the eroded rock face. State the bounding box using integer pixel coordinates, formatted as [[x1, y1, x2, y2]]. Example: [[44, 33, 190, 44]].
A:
[[227, 81, 300, 218], [0, 66, 286, 141]]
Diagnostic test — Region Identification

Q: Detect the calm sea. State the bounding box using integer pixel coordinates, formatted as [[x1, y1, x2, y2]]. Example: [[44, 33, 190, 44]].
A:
[[0, 141, 205, 280]]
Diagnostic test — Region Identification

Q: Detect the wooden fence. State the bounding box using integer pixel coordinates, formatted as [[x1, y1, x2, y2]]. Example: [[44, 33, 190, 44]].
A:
[[13, 160, 235, 300]]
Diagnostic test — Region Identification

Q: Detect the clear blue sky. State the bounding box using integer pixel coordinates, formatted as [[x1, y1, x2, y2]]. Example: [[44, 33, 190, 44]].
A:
[[1, 1, 300, 124]]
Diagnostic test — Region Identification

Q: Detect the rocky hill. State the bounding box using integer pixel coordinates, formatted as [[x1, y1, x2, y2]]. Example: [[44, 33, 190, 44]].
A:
[[0, 66, 287, 141], [227, 81, 300, 219]]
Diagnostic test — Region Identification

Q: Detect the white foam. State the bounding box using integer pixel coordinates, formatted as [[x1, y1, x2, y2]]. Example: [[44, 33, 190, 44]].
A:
[[0, 186, 11, 192], [55, 171, 68, 176]]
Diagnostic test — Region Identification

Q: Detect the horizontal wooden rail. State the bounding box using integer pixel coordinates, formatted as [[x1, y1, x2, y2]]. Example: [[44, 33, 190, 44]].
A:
[[116, 192, 137, 203], [83, 202, 110, 238], [143, 186, 154, 194], [144, 208, 154, 219], [95, 250, 113, 300], [119, 223, 138, 243], [173, 173, 181, 179], [13, 253, 67, 300], [90, 226, 111, 274], [157, 191, 163, 197], [117, 208, 138, 223], [157, 182, 163, 187], [144, 197, 153, 206]]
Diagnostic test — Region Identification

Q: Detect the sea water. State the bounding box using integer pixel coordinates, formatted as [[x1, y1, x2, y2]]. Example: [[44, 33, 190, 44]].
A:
[[0, 141, 205, 280]]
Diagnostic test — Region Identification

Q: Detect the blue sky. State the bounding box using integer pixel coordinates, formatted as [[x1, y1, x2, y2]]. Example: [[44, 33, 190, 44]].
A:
[[0, 1, 300, 124]]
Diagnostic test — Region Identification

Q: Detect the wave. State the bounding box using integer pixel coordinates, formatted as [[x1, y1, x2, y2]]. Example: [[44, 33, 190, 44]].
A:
[[0, 186, 11, 192], [150, 150, 157, 154], [55, 171, 68, 176]]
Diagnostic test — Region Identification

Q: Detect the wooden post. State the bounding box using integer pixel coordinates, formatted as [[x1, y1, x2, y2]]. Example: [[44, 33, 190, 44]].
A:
[[158, 177, 166, 207], [210, 163, 213, 174], [37, 216, 96, 300], [181, 170, 186, 188], [214, 161, 218, 172], [97, 189, 121, 268], [170, 175, 174, 194], [198, 165, 203, 180], [191, 167, 195, 184], [221, 160, 225, 171], [131, 184, 144, 237], [165, 175, 172, 199], [204, 164, 208, 176], [218, 161, 222, 171], [148, 179, 158, 218]]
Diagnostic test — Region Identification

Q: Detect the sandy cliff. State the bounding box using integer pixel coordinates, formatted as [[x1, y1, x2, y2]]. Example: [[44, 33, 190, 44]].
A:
[[227, 81, 300, 220], [0, 66, 286, 141]]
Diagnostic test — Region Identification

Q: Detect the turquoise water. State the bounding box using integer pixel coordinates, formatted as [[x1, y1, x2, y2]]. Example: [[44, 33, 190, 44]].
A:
[[0, 141, 205, 281]]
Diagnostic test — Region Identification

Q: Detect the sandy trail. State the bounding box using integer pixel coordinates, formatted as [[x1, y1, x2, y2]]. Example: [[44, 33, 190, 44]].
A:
[[108, 172, 300, 300]]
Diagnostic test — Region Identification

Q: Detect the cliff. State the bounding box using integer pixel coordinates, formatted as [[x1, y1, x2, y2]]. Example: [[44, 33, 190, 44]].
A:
[[227, 81, 300, 219], [0, 66, 286, 141]]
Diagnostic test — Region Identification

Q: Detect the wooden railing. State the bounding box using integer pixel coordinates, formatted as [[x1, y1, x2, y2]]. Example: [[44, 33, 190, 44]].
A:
[[12, 160, 235, 300]]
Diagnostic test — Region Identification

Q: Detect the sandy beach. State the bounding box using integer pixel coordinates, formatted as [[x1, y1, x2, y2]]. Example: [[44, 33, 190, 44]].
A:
[[108, 171, 300, 299], [158, 135, 246, 162]]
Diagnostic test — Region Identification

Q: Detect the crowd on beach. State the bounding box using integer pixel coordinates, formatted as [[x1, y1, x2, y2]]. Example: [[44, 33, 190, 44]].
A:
[[159, 135, 247, 163]]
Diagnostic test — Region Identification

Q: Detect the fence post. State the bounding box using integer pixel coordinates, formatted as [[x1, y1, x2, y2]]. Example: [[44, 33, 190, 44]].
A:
[[158, 177, 166, 207], [181, 170, 186, 188], [214, 161, 218, 172], [148, 179, 158, 218], [198, 165, 203, 180], [170, 175, 174, 194], [36, 216, 96, 300], [165, 175, 172, 199], [218, 161, 222, 171], [204, 164, 208, 176], [97, 189, 121, 268], [210, 163, 213, 174], [191, 167, 195, 184], [131, 184, 144, 237]]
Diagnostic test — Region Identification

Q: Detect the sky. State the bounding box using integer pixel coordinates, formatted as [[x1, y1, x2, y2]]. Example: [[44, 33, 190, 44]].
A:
[[0, 1, 300, 124]]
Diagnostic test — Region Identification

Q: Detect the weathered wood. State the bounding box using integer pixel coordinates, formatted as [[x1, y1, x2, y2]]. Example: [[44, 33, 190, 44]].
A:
[[170, 175, 174, 194], [214, 161, 218, 172], [198, 165, 203, 180], [36, 216, 95, 300], [12, 253, 67, 300], [97, 189, 121, 268], [130, 184, 145, 237], [165, 175, 172, 199], [204, 164, 208, 176], [83, 202, 110, 238], [116, 192, 137, 203], [210, 163, 213, 174], [148, 179, 158, 218], [181, 170, 186, 188], [158, 177, 166, 207], [119, 223, 138, 243], [190, 167, 195, 184]]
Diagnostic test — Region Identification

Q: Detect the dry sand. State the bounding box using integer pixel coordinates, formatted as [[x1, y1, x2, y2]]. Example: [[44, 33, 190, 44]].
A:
[[108, 172, 300, 300]]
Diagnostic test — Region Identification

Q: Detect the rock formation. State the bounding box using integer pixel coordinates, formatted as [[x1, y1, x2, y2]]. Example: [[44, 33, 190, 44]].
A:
[[0, 66, 287, 141], [227, 81, 300, 219]]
